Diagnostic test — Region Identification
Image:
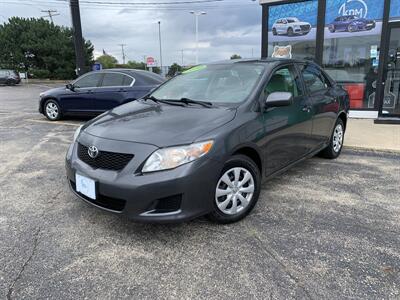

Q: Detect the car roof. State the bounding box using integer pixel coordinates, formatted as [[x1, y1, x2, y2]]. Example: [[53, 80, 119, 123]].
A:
[[205, 58, 316, 66], [87, 68, 165, 85]]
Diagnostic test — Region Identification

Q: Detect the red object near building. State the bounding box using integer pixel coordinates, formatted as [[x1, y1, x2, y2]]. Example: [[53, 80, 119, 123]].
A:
[[343, 83, 366, 109]]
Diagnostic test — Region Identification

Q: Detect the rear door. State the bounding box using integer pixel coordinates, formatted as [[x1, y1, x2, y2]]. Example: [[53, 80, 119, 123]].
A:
[[299, 64, 338, 148], [60, 72, 103, 113], [93, 72, 134, 111], [261, 64, 314, 176]]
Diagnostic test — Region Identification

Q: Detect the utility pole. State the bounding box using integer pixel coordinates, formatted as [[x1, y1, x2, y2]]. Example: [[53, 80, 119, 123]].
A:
[[158, 21, 163, 74], [41, 10, 60, 24], [69, 0, 86, 76], [119, 44, 126, 64]]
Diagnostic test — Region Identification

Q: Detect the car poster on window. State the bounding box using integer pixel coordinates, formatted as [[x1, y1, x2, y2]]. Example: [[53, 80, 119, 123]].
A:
[[390, 0, 400, 20], [268, 0, 318, 43], [325, 0, 384, 39]]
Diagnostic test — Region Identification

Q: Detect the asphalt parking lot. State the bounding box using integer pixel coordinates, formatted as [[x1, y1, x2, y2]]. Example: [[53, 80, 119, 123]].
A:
[[0, 84, 399, 299]]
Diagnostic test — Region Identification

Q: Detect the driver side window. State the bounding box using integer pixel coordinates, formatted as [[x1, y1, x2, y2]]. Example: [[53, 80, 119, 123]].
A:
[[74, 73, 102, 88], [265, 66, 301, 97]]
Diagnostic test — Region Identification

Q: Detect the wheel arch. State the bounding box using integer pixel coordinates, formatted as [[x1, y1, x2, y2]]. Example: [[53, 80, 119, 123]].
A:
[[231, 146, 263, 176], [338, 111, 347, 131]]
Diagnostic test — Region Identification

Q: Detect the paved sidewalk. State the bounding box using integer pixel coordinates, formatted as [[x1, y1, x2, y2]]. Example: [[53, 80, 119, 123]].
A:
[[345, 119, 400, 152]]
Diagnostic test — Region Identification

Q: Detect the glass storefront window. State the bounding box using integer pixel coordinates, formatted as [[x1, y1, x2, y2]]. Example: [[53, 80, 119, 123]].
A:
[[322, 0, 385, 109], [383, 27, 400, 115], [267, 0, 318, 60], [390, 0, 400, 20]]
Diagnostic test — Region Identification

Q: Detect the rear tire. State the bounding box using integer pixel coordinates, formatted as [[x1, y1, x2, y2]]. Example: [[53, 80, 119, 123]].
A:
[[44, 99, 62, 121], [318, 118, 345, 159], [207, 155, 261, 224], [272, 28, 277, 36]]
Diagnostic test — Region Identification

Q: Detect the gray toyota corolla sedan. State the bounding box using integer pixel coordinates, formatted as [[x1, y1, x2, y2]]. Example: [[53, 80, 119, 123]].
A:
[[66, 59, 349, 223]]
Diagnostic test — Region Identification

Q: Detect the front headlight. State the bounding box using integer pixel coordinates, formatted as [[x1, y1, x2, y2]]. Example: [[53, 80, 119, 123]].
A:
[[142, 140, 214, 173], [73, 125, 83, 142]]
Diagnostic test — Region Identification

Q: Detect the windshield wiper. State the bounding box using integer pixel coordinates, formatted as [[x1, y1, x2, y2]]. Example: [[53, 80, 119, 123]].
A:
[[165, 98, 213, 108], [143, 95, 159, 103], [143, 96, 185, 107]]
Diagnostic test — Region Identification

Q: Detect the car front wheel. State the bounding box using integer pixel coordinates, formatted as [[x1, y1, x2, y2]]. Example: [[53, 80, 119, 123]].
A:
[[207, 155, 261, 224], [319, 118, 345, 159], [287, 27, 294, 36], [44, 99, 62, 121]]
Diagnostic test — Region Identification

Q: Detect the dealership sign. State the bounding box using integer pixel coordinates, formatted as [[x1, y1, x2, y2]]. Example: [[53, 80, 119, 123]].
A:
[[146, 56, 156, 67], [338, 0, 368, 19]]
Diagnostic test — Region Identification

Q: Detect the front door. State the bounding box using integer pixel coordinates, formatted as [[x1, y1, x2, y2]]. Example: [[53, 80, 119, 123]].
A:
[[380, 23, 400, 117], [261, 65, 314, 177], [60, 72, 103, 113]]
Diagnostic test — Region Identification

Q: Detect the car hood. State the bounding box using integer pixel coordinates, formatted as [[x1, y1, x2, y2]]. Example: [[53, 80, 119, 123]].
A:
[[294, 22, 310, 26], [83, 100, 236, 147], [40, 86, 67, 96]]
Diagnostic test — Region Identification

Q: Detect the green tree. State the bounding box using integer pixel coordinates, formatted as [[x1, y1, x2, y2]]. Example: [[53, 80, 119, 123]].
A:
[[230, 54, 242, 60], [167, 63, 183, 77], [0, 17, 94, 79], [96, 54, 118, 69]]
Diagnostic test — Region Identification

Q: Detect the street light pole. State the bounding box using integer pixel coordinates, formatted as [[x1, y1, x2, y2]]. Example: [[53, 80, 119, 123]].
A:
[[158, 21, 163, 74], [190, 11, 206, 65]]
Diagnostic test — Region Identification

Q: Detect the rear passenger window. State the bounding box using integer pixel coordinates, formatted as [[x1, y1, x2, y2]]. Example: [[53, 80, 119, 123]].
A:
[[101, 73, 125, 87], [122, 75, 134, 86], [300, 65, 329, 93], [265, 66, 302, 97]]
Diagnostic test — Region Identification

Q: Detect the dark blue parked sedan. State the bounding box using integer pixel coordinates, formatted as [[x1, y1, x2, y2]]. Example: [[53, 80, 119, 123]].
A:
[[39, 69, 164, 120], [328, 15, 376, 33]]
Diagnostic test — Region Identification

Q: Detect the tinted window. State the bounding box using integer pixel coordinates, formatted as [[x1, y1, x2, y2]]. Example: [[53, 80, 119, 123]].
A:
[[122, 75, 134, 86], [265, 66, 301, 97], [0, 70, 7, 77], [101, 73, 127, 87], [74, 73, 102, 88], [300, 65, 328, 93]]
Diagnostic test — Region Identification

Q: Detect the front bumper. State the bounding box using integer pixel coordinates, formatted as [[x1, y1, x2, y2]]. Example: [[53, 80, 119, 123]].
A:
[[65, 134, 224, 223]]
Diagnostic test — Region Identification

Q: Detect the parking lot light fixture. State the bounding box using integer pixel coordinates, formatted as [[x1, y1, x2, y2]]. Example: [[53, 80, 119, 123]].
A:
[[189, 11, 207, 65]]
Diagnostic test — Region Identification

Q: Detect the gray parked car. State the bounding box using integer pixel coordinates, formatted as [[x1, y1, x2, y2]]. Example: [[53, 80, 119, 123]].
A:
[[66, 59, 349, 224], [0, 69, 21, 85]]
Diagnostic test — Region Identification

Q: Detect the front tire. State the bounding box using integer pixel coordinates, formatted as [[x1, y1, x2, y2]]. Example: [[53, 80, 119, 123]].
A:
[[44, 99, 62, 121], [287, 27, 294, 36], [319, 118, 345, 159], [207, 155, 261, 224]]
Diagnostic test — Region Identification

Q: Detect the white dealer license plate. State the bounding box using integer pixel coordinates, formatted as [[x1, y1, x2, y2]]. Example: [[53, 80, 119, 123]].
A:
[[75, 173, 96, 200]]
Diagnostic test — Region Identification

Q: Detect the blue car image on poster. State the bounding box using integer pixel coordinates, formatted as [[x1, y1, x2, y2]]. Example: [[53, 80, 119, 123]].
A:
[[268, 0, 318, 43], [325, 0, 384, 39]]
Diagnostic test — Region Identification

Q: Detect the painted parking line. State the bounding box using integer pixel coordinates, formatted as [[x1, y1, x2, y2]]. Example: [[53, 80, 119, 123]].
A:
[[27, 119, 82, 127]]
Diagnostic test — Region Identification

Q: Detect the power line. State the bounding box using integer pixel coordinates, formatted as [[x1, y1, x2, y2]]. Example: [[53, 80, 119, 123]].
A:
[[41, 9, 60, 23]]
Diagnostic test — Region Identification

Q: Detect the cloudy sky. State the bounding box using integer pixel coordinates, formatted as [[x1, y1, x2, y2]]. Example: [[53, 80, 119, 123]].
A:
[[0, 0, 262, 66]]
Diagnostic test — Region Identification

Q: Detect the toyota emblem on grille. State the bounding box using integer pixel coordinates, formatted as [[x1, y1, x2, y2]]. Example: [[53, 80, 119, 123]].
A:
[[88, 145, 99, 159]]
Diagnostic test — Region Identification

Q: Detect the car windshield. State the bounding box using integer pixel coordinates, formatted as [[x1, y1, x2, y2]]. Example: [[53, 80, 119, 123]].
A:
[[151, 64, 265, 105]]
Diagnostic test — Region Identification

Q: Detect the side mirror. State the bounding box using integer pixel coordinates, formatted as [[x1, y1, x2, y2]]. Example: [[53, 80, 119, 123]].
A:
[[265, 92, 293, 108], [66, 83, 75, 91]]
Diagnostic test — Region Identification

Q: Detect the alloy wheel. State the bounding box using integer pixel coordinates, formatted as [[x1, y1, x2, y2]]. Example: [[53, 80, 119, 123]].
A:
[[215, 167, 255, 215], [46, 102, 59, 120], [332, 124, 343, 153]]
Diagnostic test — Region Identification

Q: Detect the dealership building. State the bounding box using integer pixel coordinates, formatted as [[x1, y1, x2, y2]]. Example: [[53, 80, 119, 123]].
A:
[[259, 0, 400, 123]]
